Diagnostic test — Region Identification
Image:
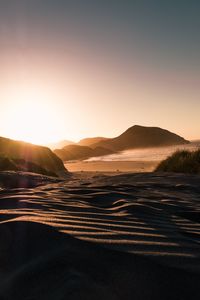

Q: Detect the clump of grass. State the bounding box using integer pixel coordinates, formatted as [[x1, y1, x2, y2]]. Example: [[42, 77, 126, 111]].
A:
[[0, 155, 18, 171], [155, 149, 200, 174], [0, 155, 57, 176]]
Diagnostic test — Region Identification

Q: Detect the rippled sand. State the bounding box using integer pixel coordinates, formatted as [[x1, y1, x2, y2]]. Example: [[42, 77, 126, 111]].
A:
[[0, 171, 200, 299]]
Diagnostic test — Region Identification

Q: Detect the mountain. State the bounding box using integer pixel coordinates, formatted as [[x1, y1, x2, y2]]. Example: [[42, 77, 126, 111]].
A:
[[0, 137, 68, 177], [54, 125, 189, 161], [90, 125, 190, 151], [54, 144, 114, 161], [78, 137, 109, 147], [48, 140, 75, 150]]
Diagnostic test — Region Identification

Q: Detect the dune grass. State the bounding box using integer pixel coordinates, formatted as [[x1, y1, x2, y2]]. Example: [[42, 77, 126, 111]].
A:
[[155, 149, 200, 174], [0, 155, 18, 171], [0, 154, 57, 176]]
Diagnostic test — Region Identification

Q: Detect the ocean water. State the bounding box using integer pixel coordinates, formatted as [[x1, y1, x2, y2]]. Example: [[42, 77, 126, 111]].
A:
[[86, 142, 200, 162]]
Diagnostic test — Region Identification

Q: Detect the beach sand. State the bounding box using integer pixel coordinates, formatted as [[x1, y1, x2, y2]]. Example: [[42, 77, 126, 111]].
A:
[[65, 160, 159, 173], [0, 171, 200, 299]]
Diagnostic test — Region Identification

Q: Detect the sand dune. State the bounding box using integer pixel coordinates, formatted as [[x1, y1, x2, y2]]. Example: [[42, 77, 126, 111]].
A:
[[0, 171, 63, 189], [0, 136, 68, 177], [0, 172, 200, 299]]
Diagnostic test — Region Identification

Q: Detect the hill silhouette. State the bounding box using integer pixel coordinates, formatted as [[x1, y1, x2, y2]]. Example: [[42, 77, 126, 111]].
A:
[[78, 137, 109, 147], [0, 137, 68, 177], [54, 144, 114, 161], [48, 140, 75, 150], [91, 125, 189, 151]]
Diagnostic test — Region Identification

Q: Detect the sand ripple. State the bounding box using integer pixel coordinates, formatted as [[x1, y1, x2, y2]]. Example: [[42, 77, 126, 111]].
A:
[[1, 172, 200, 299], [1, 172, 200, 271]]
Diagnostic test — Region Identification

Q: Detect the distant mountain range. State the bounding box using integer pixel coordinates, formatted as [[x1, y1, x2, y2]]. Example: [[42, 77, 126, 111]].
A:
[[0, 126, 190, 173], [89, 125, 189, 151], [54, 145, 114, 161], [78, 137, 110, 147], [54, 125, 189, 161], [0, 137, 68, 177], [48, 140, 75, 150]]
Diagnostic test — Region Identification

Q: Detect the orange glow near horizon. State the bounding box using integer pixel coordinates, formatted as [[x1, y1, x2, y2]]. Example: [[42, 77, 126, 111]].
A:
[[0, 2, 200, 145], [0, 64, 199, 144], [1, 84, 68, 145]]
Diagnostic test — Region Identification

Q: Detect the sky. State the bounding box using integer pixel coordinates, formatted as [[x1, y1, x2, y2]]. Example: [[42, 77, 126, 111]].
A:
[[0, 0, 199, 144]]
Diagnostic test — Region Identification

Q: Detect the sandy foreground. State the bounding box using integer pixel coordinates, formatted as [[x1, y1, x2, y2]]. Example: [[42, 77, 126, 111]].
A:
[[0, 171, 200, 299], [65, 160, 159, 172]]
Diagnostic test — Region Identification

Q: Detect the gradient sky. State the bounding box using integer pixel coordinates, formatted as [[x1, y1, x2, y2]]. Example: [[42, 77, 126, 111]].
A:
[[0, 0, 199, 144]]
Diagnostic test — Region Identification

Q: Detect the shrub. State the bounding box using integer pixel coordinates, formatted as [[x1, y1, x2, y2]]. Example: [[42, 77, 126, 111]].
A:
[[155, 149, 200, 174], [0, 156, 18, 171]]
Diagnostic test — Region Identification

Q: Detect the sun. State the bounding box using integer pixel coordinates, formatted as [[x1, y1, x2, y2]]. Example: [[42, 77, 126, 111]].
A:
[[1, 85, 64, 145]]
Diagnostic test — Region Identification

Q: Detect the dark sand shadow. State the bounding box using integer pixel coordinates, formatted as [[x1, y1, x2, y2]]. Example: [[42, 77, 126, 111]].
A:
[[0, 220, 199, 300]]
